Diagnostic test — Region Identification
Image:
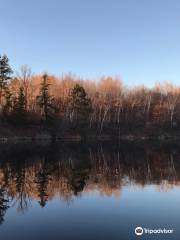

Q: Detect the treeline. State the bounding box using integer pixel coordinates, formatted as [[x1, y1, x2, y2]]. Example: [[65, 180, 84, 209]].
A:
[[1, 54, 180, 138]]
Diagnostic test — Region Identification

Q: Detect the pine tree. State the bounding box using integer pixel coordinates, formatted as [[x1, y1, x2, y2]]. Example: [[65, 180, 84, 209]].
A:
[[13, 87, 27, 124], [69, 84, 92, 121], [0, 55, 13, 106], [69, 84, 92, 138], [37, 74, 56, 123], [3, 88, 13, 117]]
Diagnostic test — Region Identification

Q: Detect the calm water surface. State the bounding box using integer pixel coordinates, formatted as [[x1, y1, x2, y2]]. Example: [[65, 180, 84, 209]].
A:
[[0, 142, 180, 240]]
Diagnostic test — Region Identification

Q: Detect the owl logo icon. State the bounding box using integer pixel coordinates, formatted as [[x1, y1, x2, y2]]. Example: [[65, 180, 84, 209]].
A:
[[135, 227, 143, 236]]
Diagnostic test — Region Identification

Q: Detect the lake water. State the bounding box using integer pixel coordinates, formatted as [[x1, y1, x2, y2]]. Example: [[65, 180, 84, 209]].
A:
[[0, 142, 180, 240]]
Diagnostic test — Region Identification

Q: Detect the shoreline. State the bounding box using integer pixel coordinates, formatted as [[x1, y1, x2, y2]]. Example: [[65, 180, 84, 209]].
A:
[[0, 134, 180, 143]]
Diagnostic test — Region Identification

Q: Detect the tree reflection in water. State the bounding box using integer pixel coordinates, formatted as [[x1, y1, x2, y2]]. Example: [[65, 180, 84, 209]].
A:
[[0, 141, 179, 223]]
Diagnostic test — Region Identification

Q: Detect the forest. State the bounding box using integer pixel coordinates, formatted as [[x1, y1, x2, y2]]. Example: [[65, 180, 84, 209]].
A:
[[1, 54, 180, 139]]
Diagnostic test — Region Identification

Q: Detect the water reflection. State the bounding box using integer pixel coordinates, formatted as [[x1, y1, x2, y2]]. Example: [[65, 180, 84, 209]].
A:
[[0, 142, 179, 224]]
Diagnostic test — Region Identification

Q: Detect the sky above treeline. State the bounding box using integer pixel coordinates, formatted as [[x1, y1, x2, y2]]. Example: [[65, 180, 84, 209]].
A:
[[0, 0, 180, 86]]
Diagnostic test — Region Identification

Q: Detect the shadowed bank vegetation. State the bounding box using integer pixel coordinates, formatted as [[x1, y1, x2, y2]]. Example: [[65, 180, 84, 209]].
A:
[[1, 54, 180, 139]]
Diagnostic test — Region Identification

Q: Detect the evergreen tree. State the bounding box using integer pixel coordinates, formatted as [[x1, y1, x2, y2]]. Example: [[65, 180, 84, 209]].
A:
[[0, 55, 13, 105], [37, 74, 56, 124], [69, 84, 92, 121], [13, 87, 27, 124], [3, 88, 13, 118], [69, 84, 92, 138]]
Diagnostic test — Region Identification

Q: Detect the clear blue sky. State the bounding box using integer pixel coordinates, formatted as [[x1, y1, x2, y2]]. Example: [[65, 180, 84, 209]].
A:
[[0, 0, 180, 86]]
